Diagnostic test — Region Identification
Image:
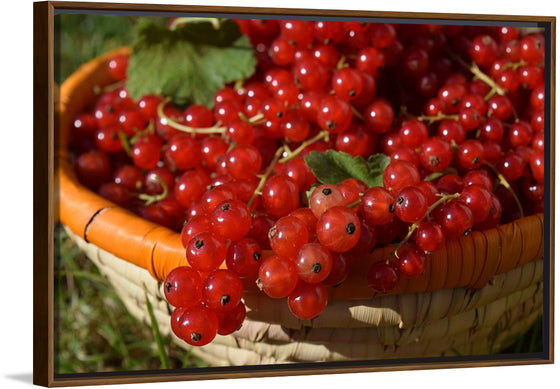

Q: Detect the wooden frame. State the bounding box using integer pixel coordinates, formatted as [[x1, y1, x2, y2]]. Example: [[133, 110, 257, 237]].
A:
[[34, 1, 556, 386]]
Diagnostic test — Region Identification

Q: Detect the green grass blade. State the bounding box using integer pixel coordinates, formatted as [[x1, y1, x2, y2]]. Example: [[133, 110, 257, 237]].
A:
[[144, 291, 170, 369], [529, 317, 543, 352]]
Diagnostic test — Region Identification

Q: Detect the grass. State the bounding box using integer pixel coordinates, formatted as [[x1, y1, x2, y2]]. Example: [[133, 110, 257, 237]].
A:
[[54, 225, 206, 373], [500, 316, 544, 354]]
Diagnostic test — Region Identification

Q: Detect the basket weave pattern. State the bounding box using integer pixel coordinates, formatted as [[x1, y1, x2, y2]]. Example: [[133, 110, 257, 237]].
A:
[[66, 227, 543, 365], [58, 48, 545, 365]]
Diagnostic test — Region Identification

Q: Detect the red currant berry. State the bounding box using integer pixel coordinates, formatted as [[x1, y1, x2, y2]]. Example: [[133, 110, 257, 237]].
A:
[[317, 95, 353, 133], [335, 123, 376, 159], [520, 34, 545, 65], [419, 137, 453, 172], [75, 150, 112, 190], [186, 232, 227, 272], [287, 281, 329, 320], [164, 266, 203, 308], [202, 269, 244, 312], [414, 221, 445, 252], [332, 67, 364, 101], [177, 305, 219, 346], [180, 215, 213, 248], [479, 117, 504, 143], [496, 151, 525, 182], [262, 175, 300, 218], [200, 136, 228, 170], [225, 144, 263, 180], [360, 187, 395, 225], [460, 184, 493, 223], [529, 151, 545, 184], [215, 302, 246, 335], [137, 94, 163, 121], [457, 139, 485, 170], [437, 119, 466, 145], [323, 253, 352, 287], [394, 186, 428, 223], [463, 169, 494, 192], [211, 200, 252, 242], [365, 99, 394, 134], [98, 182, 130, 206], [293, 57, 329, 91], [281, 109, 310, 142], [131, 134, 163, 170], [475, 193, 503, 230], [435, 200, 474, 238], [487, 95, 513, 120], [108, 54, 129, 80], [269, 215, 309, 259], [508, 121, 533, 147], [383, 160, 420, 192], [316, 206, 361, 253], [256, 255, 299, 298], [174, 169, 211, 208], [397, 246, 427, 278], [399, 119, 428, 149], [295, 243, 333, 284], [309, 184, 345, 218], [470, 35, 498, 67], [118, 108, 147, 136], [269, 38, 296, 66], [367, 261, 399, 293], [226, 238, 262, 278], [437, 174, 464, 195]]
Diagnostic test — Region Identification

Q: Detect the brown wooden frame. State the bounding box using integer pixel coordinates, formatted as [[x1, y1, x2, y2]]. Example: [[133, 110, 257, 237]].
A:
[[33, 1, 556, 386]]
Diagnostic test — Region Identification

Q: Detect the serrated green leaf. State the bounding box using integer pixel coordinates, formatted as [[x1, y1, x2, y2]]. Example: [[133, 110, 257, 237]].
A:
[[304, 150, 386, 187], [126, 19, 256, 107], [366, 153, 391, 187]]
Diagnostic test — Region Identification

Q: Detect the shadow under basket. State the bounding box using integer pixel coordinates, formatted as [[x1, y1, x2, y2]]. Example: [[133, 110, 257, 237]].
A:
[[57, 48, 545, 366]]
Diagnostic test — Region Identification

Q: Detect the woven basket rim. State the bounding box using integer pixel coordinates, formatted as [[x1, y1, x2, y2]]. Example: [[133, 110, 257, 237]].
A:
[[57, 47, 545, 300]]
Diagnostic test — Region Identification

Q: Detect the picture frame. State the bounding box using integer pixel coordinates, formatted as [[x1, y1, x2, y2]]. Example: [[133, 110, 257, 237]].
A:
[[33, 1, 555, 387]]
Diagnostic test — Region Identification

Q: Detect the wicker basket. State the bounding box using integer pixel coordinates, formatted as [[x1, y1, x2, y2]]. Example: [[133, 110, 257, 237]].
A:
[[57, 48, 545, 366]]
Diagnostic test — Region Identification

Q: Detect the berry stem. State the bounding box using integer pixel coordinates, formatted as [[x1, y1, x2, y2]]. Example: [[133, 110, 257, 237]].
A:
[[445, 50, 506, 100], [502, 59, 527, 71], [390, 192, 460, 259], [129, 121, 155, 144], [483, 161, 525, 218], [278, 131, 330, 163], [346, 198, 362, 209], [417, 113, 459, 124], [157, 98, 226, 135], [138, 176, 169, 206], [351, 104, 365, 121], [239, 111, 265, 125], [118, 131, 133, 157], [336, 55, 348, 70], [247, 147, 285, 209], [470, 62, 506, 100], [423, 167, 458, 182]]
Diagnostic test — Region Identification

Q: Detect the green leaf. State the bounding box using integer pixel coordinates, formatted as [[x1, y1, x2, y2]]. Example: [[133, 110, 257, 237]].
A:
[[126, 18, 256, 107], [304, 150, 390, 188], [366, 153, 391, 187]]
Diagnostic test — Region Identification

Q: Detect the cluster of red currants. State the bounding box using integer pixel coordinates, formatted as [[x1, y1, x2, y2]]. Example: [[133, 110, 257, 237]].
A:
[[71, 19, 546, 347]]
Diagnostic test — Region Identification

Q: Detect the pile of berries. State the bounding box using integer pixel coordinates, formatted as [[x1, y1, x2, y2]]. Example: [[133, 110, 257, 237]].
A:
[[71, 19, 546, 347]]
